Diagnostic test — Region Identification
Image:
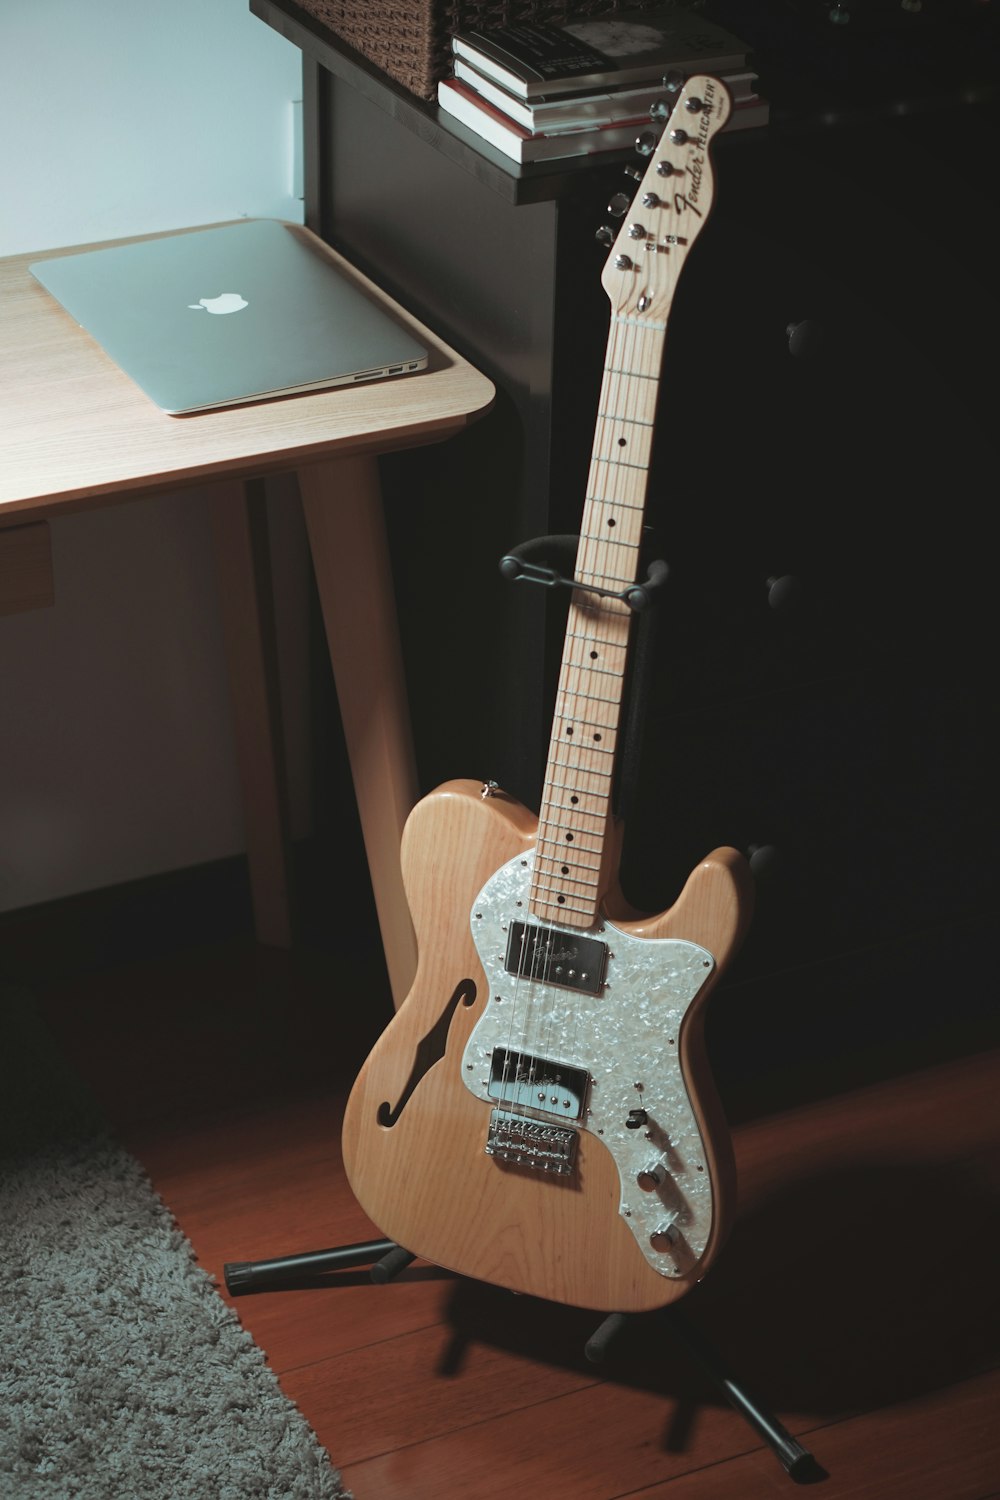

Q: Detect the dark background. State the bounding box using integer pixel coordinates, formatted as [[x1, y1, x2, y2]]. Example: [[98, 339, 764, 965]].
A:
[[290, 0, 998, 1123]]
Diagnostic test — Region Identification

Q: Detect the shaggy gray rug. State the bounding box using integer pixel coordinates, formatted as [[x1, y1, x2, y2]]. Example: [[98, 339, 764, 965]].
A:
[[0, 990, 350, 1500]]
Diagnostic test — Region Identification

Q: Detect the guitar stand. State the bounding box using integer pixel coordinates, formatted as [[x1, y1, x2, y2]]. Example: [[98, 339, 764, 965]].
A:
[[224, 533, 820, 1482], [223, 1236, 820, 1482]]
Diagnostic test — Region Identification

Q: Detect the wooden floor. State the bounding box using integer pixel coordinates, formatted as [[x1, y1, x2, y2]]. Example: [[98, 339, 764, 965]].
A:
[[27, 934, 1000, 1500]]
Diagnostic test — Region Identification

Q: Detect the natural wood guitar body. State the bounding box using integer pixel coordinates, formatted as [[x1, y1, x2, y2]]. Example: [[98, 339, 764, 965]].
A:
[[341, 779, 752, 1313]]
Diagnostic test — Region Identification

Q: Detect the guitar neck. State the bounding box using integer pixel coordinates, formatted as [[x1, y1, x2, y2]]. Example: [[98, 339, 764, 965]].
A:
[[529, 317, 667, 930], [527, 72, 729, 931]]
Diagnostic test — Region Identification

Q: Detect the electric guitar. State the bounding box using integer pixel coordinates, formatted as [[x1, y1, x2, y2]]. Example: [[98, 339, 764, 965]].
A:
[[342, 74, 754, 1314]]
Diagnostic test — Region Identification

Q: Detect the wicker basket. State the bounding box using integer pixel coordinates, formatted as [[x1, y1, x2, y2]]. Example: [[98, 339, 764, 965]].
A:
[[296, 0, 676, 101]]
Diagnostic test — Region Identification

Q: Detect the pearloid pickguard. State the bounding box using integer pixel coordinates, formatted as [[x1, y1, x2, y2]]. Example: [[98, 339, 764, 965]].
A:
[[462, 850, 716, 1277]]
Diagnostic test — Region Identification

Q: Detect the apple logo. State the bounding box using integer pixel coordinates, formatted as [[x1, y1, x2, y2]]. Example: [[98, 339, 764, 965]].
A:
[[187, 293, 249, 314]]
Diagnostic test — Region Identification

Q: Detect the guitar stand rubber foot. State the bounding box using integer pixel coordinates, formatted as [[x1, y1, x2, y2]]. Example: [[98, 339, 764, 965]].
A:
[[585, 1311, 630, 1363]]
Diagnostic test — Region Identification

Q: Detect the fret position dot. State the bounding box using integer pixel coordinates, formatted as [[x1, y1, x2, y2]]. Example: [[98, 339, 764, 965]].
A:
[[570, 795, 579, 804], [590, 650, 598, 659], [561, 864, 570, 874], [565, 833, 575, 842], [593, 733, 602, 742], [618, 437, 626, 447], [607, 518, 616, 527], [557, 895, 566, 904], [565, 726, 573, 736]]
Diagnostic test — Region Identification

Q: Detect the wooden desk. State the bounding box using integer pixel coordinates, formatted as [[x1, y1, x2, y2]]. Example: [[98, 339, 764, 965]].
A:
[[0, 223, 495, 1004]]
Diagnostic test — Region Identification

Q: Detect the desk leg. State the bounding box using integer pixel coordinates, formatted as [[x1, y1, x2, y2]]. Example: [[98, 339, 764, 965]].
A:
[[209, 479, 293, 949], [298, 455, 418, 1009]]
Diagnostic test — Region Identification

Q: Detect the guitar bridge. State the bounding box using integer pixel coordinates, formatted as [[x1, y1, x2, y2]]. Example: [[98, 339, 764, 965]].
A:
[[485, 1108, 578, 1174]]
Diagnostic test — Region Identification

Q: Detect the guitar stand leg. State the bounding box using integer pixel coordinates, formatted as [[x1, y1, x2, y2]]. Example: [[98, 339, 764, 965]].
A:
[[584, 1307, 821, 1483], [224, 1237, 412, 1294], [664, 1307, 820, 1482]]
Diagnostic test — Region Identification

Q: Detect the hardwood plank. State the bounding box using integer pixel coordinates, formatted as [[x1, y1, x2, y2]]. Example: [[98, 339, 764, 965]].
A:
[[131, 1096, 459, 1373], [633, 1368, 1000, 1499], [332, 1369, 802, 1500], [282, 1317, 606, 1468]]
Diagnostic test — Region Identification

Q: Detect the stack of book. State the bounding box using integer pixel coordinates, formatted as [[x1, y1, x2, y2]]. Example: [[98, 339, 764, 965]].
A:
[[437, 8, 768, 164]]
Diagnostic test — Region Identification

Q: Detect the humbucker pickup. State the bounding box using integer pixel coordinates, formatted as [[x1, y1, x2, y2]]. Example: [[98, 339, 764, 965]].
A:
[[504, 921, 608, 997]]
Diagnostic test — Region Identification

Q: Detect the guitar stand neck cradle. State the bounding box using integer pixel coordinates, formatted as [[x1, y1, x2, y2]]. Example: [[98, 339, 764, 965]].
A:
[[222, 532, 818, 1485]]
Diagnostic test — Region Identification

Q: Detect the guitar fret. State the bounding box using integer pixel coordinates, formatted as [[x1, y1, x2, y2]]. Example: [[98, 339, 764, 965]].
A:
[[604, 367, 659, 381], [559, 662, 623, 682], [534, 865, 602, 891], [598, 411, 654, 427], [549, 747, 619, 768], [535, 859, 603, 881], [553, 693, 622, 714], [591, 456, 649, 472], [584, 492, 644, 510], [535, 858, 603, 880], [540, 804, 605, 826], [530, 894, 593, 918], [543, 777, 612, 803]]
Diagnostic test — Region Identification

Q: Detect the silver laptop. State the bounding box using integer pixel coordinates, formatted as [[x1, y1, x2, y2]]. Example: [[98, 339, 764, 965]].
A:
[[29, 218, 429, 415]]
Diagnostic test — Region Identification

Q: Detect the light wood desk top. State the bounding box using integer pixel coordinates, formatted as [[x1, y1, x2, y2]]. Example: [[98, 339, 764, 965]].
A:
[[0, 222, 495, 515], [1, 224, 496, 1001]]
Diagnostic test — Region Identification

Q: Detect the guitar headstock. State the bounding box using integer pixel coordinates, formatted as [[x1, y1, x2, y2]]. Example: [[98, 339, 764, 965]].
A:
[[598, 73, 731, 321]]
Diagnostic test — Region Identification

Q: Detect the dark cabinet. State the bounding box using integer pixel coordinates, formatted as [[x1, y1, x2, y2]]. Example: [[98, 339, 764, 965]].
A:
[[256, 0, 998, 1119]]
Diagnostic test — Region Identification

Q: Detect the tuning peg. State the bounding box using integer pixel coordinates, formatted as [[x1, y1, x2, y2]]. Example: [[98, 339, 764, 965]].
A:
[[623, 164, 643, 181], [635, 130, 657, 156], [649, 99, 670, 121], [607, 191, 630, 218], [662, 70, 684, 92], [595, 225, 615, 247]]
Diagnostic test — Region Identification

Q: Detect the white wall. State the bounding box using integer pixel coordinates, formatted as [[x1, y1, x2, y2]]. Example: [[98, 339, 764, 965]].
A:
[[0, 0, 311, 914]]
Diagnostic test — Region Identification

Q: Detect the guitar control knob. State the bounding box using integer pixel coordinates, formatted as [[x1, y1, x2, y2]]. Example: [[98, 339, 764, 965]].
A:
[[608, 192, 630, 218], [637, 1162, 668, 1192], [650, 1222, 680, 1252], [625, 1108, 648, 1129]]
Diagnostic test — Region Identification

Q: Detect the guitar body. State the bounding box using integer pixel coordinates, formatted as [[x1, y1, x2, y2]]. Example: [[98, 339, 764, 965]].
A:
[[341, 779, 753, 1313]]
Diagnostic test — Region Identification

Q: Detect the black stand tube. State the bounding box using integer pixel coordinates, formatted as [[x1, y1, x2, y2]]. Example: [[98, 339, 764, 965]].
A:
[[664, 1307, 820, 1481], [224, 1238, 399, 1293]]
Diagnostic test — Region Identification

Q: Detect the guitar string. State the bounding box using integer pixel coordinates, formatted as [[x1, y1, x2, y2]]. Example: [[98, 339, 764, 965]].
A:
[[494, 296, 660, 1156], [545, 306, 649, 1150], [570, 304, 660, 1148]]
